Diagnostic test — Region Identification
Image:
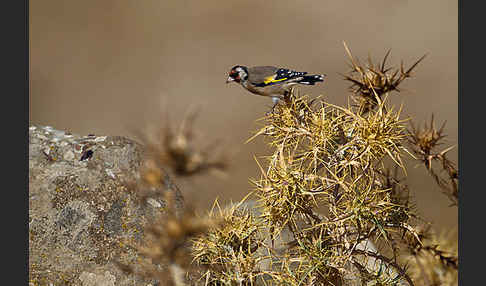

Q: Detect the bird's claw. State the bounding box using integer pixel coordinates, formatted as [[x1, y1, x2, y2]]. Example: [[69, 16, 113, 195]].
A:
[[265, 101, 279, 116]]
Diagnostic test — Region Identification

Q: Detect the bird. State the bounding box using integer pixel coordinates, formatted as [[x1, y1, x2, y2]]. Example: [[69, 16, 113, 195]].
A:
[[226, 65, 326, 106]]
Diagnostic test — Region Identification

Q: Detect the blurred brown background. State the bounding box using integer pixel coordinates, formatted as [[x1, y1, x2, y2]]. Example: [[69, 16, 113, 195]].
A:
[[30, 0, 457, 232]]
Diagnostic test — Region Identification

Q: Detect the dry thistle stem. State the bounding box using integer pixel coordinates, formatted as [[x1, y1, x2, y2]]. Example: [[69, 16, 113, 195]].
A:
[[118, 155, 211, 285], [246, 87, 422, 285], [192, 198, 267, 285], [118, 188, 215, 285], [403, 228, 458, 286], [342, 41, 427, 115], [133, 107, 229, 177], [407, 115, 458, 205]]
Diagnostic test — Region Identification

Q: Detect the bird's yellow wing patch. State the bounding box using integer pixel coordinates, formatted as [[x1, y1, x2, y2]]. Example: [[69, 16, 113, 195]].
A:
[[263, 75, 288, 85]]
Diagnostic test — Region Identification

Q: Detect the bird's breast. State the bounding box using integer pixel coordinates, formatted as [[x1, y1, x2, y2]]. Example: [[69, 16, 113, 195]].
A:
[[242, 81, 265, 96]]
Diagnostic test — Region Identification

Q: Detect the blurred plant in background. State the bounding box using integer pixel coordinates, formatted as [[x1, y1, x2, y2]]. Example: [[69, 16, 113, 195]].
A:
[[133, 107, 229, 178]]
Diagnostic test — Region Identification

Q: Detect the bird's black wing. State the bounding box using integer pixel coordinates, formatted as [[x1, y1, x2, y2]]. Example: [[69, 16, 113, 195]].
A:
[[274, 68, 307, 81], [253, 67, 308, 87]]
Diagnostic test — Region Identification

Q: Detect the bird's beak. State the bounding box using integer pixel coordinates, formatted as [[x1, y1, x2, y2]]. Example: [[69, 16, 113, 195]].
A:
[[226, 77, 234, 84]]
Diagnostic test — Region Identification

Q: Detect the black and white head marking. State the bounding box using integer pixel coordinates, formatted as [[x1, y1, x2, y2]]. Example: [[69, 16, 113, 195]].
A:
[[227, 65, 248, 83]]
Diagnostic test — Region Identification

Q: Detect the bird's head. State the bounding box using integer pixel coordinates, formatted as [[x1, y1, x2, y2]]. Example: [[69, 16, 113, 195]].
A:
[[226, 65, 248, 84]]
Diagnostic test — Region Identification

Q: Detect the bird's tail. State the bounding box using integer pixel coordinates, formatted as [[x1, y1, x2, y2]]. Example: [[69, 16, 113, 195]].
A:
[[298, 74, 325, 85]]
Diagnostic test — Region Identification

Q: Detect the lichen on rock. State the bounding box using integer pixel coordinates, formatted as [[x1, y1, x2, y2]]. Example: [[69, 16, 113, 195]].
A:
[[29, 125, 184, 286]]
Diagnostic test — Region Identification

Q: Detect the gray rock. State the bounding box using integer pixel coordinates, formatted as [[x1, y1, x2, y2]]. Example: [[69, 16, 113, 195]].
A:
[[29, 125, 184, 286]]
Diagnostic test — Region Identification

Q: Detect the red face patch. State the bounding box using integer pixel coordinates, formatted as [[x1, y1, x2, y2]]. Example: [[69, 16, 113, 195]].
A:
[[229, 70, 241, 82]]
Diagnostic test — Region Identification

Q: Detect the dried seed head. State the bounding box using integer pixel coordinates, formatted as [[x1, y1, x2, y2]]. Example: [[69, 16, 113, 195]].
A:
[[342, 41, 426, 114]]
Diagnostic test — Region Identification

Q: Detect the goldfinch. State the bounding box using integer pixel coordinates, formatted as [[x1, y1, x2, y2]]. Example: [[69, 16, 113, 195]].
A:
[[226, 65, 326, 104]]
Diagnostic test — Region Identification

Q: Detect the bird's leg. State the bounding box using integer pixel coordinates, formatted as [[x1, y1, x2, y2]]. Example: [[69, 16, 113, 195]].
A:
[[283, 87, 294, 104], [266, 97, 281, 115], [272, 96, 280, 108]]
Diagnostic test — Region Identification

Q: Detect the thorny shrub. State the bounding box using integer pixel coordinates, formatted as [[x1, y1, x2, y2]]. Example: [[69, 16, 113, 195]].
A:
[[125, 43, 458, 286]]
